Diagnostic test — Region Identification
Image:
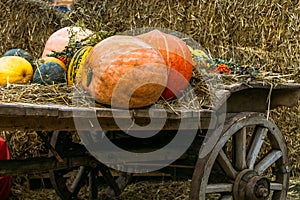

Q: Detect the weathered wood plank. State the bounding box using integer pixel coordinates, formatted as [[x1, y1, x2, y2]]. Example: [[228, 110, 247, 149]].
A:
[[217, 149, 237, 179], [205, 183, 233, 193], [234, 127, 247, 170], [246, 127, 268, 169], [254, 150, 282, 175], [0, 156, 96, 176], [270, 183, 283, 190], [224, 82, 300, 112], [0, 103, 213, 119], [0, 103, 216, 131]]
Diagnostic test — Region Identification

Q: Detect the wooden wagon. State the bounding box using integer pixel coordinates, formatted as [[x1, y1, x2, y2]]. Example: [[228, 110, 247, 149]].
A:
[[0, 82, 299, 200]]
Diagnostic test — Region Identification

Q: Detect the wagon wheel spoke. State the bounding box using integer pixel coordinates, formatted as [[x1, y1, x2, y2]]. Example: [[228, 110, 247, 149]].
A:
[[97, 164, 121, 197], [206, 183, 233, 193], [217, 149, 237, 179], [220, 195, 233, 200], [246, 126, 268, 169], [105, 171, 132, 197], [49, 131, 98, 199], [233, 127, 247, 170], [49, 130, 131, 199], [254, 150, 283, 175], [191, 113, 289, 200], [270, 182, 283, 190], [70, 166, 90, 194], [89, 168, 99, 199]]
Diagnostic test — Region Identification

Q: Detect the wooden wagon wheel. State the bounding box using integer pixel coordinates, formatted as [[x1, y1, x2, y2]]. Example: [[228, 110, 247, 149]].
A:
[[190, 113, 289, 200], [48, 130, 131, 200]]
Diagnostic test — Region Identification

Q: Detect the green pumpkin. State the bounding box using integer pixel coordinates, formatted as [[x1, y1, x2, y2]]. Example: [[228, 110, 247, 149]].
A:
[[33, 62, 66, 85], [2, 48, 34, 66]]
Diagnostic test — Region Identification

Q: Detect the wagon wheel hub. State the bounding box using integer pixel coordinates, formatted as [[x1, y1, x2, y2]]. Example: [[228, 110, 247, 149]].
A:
[[233, 169, 270, 200]]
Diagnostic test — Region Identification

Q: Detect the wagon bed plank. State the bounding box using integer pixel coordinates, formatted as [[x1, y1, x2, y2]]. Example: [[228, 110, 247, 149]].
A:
[[0, 156, 95, 176], [224, 82, 300, 112], [0, 102, 216, 131]]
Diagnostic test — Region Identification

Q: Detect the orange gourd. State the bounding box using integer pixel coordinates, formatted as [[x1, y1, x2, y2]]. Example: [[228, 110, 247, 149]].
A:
[[42, 26, 93, 57], [80, 35, 168, 108], [137, 29, 193, 100]]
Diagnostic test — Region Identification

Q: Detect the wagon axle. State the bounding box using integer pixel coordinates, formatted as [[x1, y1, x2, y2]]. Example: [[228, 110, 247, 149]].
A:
[[233, 169, 270, 200]]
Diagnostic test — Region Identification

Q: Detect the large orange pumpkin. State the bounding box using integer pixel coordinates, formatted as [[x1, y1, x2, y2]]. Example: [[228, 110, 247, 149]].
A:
[[137, 29, 193, 100], [80, 35, 168, 108], [42, 26, 93, 57]]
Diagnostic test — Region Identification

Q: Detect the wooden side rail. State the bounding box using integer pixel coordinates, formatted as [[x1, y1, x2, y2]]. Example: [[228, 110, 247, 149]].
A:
[[0, 156, 95, 176], [224, 82, 300, 112], [0, 103, 216, 131]]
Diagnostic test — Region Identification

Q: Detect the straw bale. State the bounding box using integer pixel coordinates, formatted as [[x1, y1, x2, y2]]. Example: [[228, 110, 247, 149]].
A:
[[69, 0, 188, 33], [67, 0, 300, 176], [271, 106, 300, 176], [185, 1, 300, 75], [0, 130, 45, 159], [0, 0, 299, 177], [69, 0, 300, 75], [0, 0, 70, 58]]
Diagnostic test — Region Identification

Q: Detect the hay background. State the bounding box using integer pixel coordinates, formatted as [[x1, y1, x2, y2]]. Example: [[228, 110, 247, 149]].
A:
[[69, 0, 300, 176], [0, 0, 299, 177], [6, 179, 300, 199], [69, 0, 300, 74], [0, 0, 70, 58]]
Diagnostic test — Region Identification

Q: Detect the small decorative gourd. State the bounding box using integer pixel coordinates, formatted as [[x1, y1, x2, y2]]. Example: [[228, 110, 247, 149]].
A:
[[0, 56, 33, 86], [67, 46, 92, 86], [2, 48, 34, 66], [33, 62, 66, 85], [36, 57, 67, 71], [190, 48, 215, 69]]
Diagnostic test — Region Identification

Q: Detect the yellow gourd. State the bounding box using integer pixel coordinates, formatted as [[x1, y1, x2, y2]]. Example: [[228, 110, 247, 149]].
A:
[[0, 56, 33, 86]]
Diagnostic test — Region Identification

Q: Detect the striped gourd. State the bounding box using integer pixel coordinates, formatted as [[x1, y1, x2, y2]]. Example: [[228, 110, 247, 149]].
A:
[[190, 48, 215, 69], [67, 46, 93, 86]]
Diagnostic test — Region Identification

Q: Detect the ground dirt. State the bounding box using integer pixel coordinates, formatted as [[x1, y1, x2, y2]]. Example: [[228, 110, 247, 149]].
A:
[[8, 176, 300, 200]]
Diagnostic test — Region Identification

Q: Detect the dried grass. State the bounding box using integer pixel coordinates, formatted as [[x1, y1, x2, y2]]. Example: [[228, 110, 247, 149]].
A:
[[0, 130, 45, 160], [8, 179, 300, 199], [68, 0, 300, 177], [0, 0, 299, 184], [0, 84, 72, 105], [0, 0, 69, 58], [69, 0, 300, 75], [271, 106, 300, 176]]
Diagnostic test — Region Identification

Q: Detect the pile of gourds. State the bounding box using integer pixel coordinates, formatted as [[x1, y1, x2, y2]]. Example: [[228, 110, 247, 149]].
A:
[[0, 26, 219, 108]]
